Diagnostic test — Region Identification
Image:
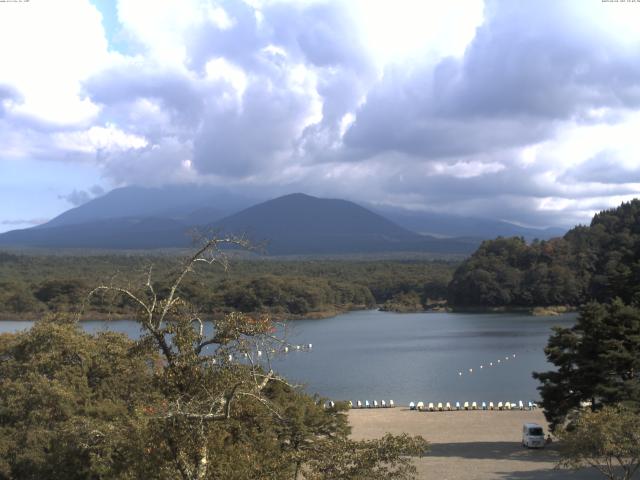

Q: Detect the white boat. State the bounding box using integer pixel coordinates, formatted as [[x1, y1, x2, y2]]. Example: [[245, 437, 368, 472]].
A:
[[373, 400, 379, 408], [498, 402, 504, 410], [482, 402, 487, 410], [455, 401, 461, 410], [389, 400, 395, 408], [489, 402, 494, 410], [416, 401, 425, 411], [445, 402, 451, 411], [471, 401, 478, 410], [437, 402, 443, 411], [365, 400, 370, 408], [518, 400, 524, 410], [428, 402, 434, 412], [409, 401, 416, 410], [381, 400, 387, 408], [357, 400, 362, 408], [464, 401, 470, 410]]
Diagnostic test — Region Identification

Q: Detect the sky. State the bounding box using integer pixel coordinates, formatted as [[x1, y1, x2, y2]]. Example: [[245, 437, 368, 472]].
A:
[[1, 0, 640, 233]]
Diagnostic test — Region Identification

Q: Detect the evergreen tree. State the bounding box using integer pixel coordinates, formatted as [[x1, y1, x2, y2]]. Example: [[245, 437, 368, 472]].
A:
[[533, 300, 640, 430]]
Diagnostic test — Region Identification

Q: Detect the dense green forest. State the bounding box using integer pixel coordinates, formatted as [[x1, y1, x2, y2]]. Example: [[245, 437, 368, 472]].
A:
[[0, 253, 455, 318], [448, 200, 640, 308]]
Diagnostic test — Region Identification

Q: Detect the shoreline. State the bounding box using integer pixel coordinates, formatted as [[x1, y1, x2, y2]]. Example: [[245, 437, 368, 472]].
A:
[[0, 304, 578, 322]]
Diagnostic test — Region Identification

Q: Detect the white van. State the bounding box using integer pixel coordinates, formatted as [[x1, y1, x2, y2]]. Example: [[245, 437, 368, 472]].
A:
[[522, 423, 545, 448]]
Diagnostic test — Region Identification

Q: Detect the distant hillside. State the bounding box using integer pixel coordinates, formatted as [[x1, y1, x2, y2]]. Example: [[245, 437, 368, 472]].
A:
[[0, 192, 479, 255], [448, 200, 640, 307], [375, 207, 566, 240], [39, 185, 254, 229], [0, 218, 192, 249], [213, 193, 478, 255]]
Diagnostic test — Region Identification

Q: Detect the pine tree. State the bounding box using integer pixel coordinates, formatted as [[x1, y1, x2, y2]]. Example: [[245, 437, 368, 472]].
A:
[[533, 300, 640, 430]]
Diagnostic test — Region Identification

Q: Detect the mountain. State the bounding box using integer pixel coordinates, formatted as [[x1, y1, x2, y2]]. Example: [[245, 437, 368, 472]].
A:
[[0, 192, 479, 254], [374, 207, 566, 241], [0, 217, 192, 249], [212, 193, 478, 255], [39, 185, 255, 229]]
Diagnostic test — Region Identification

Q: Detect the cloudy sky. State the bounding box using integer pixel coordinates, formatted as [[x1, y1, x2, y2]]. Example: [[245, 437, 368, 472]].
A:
[[1, 0, 640, 233]]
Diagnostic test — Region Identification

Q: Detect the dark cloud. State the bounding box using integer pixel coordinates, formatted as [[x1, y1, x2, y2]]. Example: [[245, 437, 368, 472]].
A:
[[64, 0, 640, 228], [0, 84, 22, 117], [59, 185, 105, 206], [344, 0, 640, 161], [562, 150, 640, 184]]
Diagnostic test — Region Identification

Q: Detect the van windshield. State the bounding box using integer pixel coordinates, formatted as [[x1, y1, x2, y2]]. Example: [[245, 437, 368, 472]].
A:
[[528, 427, 543, 436]]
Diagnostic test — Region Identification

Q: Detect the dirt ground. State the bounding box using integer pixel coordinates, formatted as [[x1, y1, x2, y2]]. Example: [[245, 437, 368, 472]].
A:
[[348, 408, 631, 480]]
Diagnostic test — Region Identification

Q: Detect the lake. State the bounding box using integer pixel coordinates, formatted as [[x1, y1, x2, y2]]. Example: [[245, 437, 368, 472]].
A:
[[0, 310, 575, 406]]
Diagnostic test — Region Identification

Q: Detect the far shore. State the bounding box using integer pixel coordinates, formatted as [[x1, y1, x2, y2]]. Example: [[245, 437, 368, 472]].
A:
[[349, 408, 609, 479], [0, 304, 578, 322]]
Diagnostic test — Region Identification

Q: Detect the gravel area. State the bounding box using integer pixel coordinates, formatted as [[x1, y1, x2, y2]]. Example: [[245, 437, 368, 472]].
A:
[[348, 408, 629, 480]]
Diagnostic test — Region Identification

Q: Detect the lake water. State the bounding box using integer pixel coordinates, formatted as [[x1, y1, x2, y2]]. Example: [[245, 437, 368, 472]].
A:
[[0, 310, 575, 406]]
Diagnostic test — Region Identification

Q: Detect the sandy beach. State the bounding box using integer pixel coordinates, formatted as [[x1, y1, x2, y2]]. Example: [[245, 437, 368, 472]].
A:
[[348, 408, 620, 480]]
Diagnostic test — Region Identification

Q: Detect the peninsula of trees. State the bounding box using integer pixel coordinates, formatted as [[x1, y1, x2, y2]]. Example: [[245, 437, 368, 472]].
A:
[[448, 200, 640, 308]]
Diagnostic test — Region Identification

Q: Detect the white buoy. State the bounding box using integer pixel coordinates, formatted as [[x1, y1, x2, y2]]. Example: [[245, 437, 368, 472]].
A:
[[308, 343, 312, 349], [257, 350, 262, 357], [489, 362, 493, 366], [458, 371, 463, 376], [469, 368, 473, 373], [497, 360, 501, 363], [296, 345, 300, 350], [284, 347, 289, 353], [228, 354, 233, 362], [480, 365, 483, 369], [512, 354, 516, 358]]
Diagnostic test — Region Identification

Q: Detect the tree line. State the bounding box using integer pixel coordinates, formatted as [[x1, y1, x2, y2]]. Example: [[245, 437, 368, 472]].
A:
[[0, 255, 455, 318]]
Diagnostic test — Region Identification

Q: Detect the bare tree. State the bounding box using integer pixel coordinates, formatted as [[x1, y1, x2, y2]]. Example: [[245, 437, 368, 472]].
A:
[[87, 237, 295, 480]]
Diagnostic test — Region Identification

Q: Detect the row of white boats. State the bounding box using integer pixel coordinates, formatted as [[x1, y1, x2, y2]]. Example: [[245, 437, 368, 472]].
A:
[[349, 400, 396, 408], [408, 400, 537, 411]]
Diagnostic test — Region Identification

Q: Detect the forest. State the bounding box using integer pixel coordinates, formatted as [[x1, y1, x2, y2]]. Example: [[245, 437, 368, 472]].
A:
[[0, 254, 455, 319], [448, 200, 640, 308]]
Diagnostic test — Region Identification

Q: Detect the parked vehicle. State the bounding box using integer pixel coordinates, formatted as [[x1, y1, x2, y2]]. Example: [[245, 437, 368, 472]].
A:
[[522, 423, 545, 448]]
